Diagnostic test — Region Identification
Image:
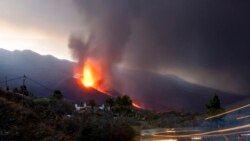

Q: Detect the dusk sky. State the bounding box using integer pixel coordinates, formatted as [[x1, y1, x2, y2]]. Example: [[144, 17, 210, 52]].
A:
[[1, 0, 250, 95], [0, 0, 82, 60]]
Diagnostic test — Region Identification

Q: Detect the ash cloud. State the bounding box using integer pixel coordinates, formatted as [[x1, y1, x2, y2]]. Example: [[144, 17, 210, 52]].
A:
[[69, 0, 140, 88], [69, 0, 250, 94], [68, 35, 91, 63]]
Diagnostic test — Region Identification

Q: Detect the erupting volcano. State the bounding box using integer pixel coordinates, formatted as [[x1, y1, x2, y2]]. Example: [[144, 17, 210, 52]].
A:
[[77, 59, 112, 96], [74, 58, 143, 109]]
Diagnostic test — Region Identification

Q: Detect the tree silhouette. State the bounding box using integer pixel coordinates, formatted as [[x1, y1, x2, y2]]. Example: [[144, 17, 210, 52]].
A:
[[206, 94, 222, 115], [20, 85, 29, 96], [6, 86, 9, 91], [88, 99, 96, 109], [116, 95, 132, 107], [113, 95, 132, 114], [13, 88, 18, 93], [105, 97, 115, 108], [20, 85, 27, 92], [52, 90, 63, 100]]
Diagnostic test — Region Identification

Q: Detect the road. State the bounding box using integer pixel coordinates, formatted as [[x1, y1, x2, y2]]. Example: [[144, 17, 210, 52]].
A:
[[140, 124, 250, 141]]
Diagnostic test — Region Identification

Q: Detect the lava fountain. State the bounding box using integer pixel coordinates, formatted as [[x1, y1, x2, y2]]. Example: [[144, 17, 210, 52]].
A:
[[81, 59, 100, 88], [82, 63, 94, 87]]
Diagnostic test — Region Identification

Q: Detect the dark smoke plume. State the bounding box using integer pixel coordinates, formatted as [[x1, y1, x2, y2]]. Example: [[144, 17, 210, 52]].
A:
[[69, 0, 250, 95], [69, 0, 140, 88]]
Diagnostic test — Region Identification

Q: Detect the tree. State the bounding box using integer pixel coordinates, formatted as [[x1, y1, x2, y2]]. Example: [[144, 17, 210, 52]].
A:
[[52, 90, 63, 100], [80, 102, 84, 107], [6, 86, 9, 91], [13, 88, 18, 93], [206, 94, 222, 115], [116, 95, 132, 107], [105, 97, 115, 108], [88, 99, 96, 109], [20, 85, 27, 91], [20, 85, 30, 96], [113, 95, 132, 114]]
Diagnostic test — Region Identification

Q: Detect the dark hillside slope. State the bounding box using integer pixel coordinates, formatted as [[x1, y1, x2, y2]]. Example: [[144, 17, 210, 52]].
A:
[[0, 90, 74, 141]]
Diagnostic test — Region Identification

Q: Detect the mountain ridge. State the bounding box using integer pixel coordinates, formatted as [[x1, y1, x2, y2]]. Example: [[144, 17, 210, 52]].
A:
[[0, 49, 246, 112]]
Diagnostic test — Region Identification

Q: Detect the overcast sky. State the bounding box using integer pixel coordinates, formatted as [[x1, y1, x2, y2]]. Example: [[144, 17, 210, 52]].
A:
[[1, 0, 250, 95], [0, 0, 83, 60]]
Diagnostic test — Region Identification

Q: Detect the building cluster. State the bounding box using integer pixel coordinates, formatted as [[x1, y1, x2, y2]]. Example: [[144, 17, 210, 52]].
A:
[[74, 103, 110, 113]]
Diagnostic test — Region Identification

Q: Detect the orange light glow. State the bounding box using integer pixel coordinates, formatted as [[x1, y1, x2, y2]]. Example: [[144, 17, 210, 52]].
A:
[[81, 59, 102, 88], [76, 59, 112, 96], [82, 63, 95, 87], [132, 102, 143, 109]]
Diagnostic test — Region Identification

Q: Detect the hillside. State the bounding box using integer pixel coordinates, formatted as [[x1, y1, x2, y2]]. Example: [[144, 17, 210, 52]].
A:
[[0, 49, 246, 112], [0, 89, 138, 141], [0, 49, 109, 104], [0, 89, 74, 141]]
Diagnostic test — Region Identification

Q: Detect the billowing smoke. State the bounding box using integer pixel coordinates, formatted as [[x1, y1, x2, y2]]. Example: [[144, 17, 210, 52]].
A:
[[68, 0, 250, 111], [68, 0, 140, 89], [69, 0, 250, 95]]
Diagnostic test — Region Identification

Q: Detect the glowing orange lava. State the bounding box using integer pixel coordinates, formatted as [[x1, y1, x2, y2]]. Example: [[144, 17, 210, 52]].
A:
[[81, 59, 102, 89], [82, 63, 95, 87]]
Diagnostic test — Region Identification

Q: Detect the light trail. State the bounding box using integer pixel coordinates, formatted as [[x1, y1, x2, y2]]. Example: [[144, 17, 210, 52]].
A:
[[241, 133, 250, 136], [237, 115, 250, 120], [205, 104, 250, 120], [191, 136, 202, 140], [152, 124, 250, 138], [154, 130, 250, 138], [141, 128, 200, 136], [143, 104, 250, 140], [157, 139, 177, 141]]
